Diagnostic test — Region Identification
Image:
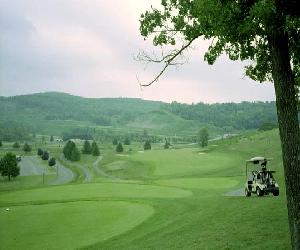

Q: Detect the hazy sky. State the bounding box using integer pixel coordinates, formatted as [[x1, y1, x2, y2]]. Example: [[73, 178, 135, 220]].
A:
[[0, 0, 275, 103]]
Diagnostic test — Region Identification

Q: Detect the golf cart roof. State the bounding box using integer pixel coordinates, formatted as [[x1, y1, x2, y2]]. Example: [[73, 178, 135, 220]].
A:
[[246, 157, 272, 163]]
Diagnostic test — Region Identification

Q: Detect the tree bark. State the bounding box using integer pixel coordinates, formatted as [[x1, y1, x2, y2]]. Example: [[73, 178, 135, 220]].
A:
[[268, 22, 300, 250]]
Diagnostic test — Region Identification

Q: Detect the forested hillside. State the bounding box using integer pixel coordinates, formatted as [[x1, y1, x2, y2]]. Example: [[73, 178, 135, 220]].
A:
[[0, 92, 278, 140]]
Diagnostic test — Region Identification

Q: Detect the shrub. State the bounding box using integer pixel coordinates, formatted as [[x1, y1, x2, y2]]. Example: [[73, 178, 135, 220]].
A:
[[48, 157, 56, 166], [42, 151, 49, 160], [37, 148, 43, 156], [116, 142, 124, 153]]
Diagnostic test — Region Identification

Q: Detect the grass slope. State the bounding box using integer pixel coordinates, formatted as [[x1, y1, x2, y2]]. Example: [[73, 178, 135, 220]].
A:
[[0, 129, 290, 249]]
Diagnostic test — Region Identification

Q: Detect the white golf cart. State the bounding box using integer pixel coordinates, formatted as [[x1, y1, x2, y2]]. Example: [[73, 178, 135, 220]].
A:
[[245, 157, 279, 197]]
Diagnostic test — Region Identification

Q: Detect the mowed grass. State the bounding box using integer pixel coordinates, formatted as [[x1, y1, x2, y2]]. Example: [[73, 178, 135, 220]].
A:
[[0, 129, 291, 249], [0, 201, 153, 250]]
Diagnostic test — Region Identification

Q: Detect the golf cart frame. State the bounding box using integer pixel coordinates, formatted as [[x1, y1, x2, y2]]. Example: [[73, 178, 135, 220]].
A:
[[245, 157, 279, 197]]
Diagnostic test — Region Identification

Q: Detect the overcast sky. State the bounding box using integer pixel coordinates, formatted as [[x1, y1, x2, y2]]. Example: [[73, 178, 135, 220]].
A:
[[0, 0, 275, 103]]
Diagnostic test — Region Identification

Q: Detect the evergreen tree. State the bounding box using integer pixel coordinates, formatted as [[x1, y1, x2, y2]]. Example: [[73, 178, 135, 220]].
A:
[[50, 135, 54, 142], [82, 140, 92, 154], [37, 148, 44, 156], [124, 137, 131, 145], [112, 138, 118, 145], [164, 138, 170, 149], [48, 157, 56, 166], [23, 142, 32, 152], [91, 141, 100, 156], [63, 141, 74, 160], [42, 151, 49, 160], [12, 142, 20, 148], [116, 142, 124, 153], [71, 146, 80, 161], [198, 128, 209, 148], [0, 152, 20, 181], [144, 140, 151, 150]]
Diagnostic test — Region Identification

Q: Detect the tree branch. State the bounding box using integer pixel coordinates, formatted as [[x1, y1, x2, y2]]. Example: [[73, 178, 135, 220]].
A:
[[137, 36, 198, 87]]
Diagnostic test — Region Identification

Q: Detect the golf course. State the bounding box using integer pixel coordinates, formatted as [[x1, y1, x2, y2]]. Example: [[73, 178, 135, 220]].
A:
[[0, 129, 290, 249]]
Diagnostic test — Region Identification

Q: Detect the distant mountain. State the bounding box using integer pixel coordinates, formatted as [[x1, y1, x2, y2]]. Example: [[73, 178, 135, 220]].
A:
[[0, 92, 278, 140]]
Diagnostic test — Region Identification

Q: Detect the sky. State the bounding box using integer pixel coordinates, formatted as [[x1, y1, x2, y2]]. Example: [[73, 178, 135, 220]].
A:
[[0, 0, 276, 104]]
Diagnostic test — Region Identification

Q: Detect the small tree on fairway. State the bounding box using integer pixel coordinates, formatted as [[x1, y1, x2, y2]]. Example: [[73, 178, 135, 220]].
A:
[[42, 151, 49, 161], [37, 148, 43, 156], [91, 141, 100, 156], [50, 135, 54, 142], [23, 143, 32, 152], [124, 137, 131, 145], [82, 140, 92, 154], [12, 142, 20, 148], [144, 140, 151, 150], [112, 138, 118, 145], [116, 142, 124, 153], [198, 128, 209, 148], [0, 141, 2, 147], [48, 157, 56, 166], [0, 152, 20, 181]]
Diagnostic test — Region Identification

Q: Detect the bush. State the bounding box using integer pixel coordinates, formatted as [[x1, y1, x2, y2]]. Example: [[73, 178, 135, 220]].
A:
[[12, 142, 20, 148], [42, 151, 49, 160], [116, 142, 124, 153], [37, 148, 43, 156], [144, 140, 151, 150], [23, 143, 32, 152], [48, 157, 56, 166]]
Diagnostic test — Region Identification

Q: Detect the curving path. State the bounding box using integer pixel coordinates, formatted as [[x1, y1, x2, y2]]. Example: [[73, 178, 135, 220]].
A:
[[60, 155, 93, 182], [49, 161, 74, 185], [19, 155, 74, 185]]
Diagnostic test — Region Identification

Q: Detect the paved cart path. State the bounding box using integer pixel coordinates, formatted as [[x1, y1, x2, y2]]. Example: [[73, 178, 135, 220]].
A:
[[19, 156, 48, 176], [224, 188, 244, 196], [49, 161, 74, 185]]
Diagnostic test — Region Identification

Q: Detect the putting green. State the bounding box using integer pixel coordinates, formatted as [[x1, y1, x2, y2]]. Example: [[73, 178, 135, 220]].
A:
[[0, 183, 191, 205], [0, 201, 154, 250], [157, 177, 239, 190]]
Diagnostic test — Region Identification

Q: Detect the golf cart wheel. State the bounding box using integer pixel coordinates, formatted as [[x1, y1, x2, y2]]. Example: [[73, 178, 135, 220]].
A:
[[256, 187, 264, 197], [273, 190, 279, 196], [245, 188, 251, 197]]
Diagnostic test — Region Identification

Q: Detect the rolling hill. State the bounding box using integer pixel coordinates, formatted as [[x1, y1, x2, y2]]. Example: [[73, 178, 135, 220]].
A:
[[0, 92, 278, 140]]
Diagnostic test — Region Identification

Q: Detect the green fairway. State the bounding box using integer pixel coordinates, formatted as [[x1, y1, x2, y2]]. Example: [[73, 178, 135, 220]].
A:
[[0, 201, 154, 250], [0, 183, 191, 205], [0, 129, 291, 249]]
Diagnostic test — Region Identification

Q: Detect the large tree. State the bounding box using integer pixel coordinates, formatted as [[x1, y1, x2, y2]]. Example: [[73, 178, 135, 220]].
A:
[[139, 0, 300, 248], [0, 152, 20, 181]]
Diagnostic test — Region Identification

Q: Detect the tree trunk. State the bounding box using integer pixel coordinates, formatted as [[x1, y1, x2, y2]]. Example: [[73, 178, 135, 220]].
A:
[[268, 23, 300, 250]]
